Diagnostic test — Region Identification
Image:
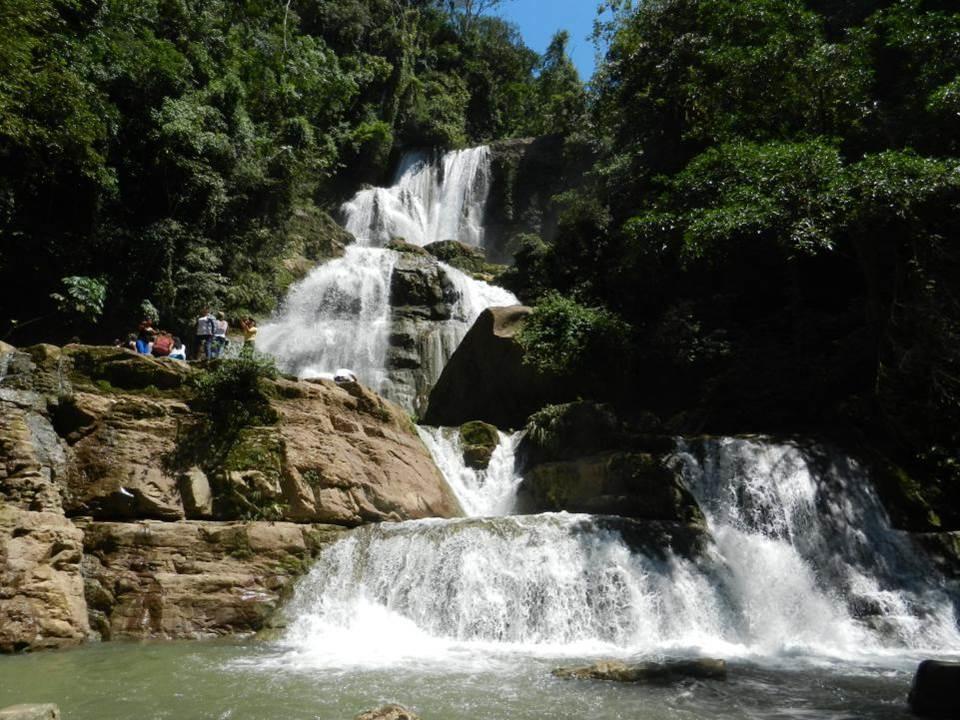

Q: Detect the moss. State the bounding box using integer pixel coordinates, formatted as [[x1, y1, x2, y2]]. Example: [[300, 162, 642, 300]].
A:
[[460, 420, 499, 448]]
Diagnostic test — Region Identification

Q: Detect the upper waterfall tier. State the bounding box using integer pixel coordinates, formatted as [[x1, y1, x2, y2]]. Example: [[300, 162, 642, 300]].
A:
[[342, 147, 492, 249]]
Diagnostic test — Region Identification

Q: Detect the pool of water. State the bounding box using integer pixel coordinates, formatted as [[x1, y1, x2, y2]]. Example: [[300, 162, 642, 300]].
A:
[[0, 640, 932, 719]]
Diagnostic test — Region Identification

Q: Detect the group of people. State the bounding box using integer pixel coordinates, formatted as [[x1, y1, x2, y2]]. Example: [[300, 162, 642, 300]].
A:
[[117, 310, 258, 362]]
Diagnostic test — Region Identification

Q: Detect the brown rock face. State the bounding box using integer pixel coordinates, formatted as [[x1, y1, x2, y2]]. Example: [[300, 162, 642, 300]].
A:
[[423, 306, 568, 429], [78, 519, 345, 640], [273, 378, 462, 526], [0, 507, 90, 653], [0, 343, 460, 652]]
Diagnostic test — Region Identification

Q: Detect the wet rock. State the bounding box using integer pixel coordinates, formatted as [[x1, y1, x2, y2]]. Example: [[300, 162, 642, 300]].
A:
[[424, 240, 504, 280], [516, 452, 704, 525], [0, 507, 90, 653], [553, 658, 727, 683], [909, 659, 960, 717], [77, 519, 346, 640], [424, 306, 568, 428], [0, 705, 60, 720], [459, 420, 500, 470], [389, 250, 455, 320], [354, 705, 420, 720]]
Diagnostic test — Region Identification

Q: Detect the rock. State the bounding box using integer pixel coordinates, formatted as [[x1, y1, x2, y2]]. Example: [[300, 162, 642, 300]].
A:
[[354, 706, 420, 720], [386, 238, 431, 257], [424, 306, 568, 429], [272, 378, 462, 526], [459, 420, 500, 470], [516, 452, 704, 525], [65, 345, 192, 391], [0, 507, 89, 653], [518, 401, 673, 471], [424, 240, 505, 280], [63, 392, 188, 521], [179, 467, 213, 519], [0, 705, 60, 720], [286, 204, 351, 264], [77, 519, 346, 640], [389, 250, 455, 320], [0, 392, 69, 513], [909, 659, 960, 717], [553, 658, 727, 683], [486, 136, 593, 264]]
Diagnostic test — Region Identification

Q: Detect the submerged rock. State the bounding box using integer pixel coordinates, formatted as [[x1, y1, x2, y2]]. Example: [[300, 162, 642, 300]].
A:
[[354, 706, 420, 720], [0, 706, 60, 720], [909, 659, 960, 717], [553, 658, 727, 683]]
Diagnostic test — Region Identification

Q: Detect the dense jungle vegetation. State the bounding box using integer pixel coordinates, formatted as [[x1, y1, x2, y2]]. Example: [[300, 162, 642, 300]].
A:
[[2, 0, 959, 522], [0, 0, 582, 339], [514, 0, 960, 526]]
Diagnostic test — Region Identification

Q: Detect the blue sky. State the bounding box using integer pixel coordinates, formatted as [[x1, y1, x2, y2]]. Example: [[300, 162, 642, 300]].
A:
[[495, 0, 602, 80]]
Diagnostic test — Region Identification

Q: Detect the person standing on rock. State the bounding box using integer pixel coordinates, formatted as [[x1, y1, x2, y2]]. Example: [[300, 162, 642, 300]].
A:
[[195, 308, 216, 360], [212, 311, 229, 358]]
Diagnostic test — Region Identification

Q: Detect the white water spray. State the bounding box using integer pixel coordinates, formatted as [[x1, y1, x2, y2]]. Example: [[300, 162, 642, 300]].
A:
[[256, 246, 397, 391], [343, 147, 492, 248], [417, 427, 524, 518], [281, 437, 960, 667]]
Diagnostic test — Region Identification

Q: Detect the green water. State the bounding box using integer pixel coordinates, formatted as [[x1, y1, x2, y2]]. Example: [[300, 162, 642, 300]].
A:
[[0, 640, 920, 719]]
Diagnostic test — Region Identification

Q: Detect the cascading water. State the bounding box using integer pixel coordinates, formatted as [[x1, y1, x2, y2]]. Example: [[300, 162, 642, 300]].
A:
[[417, 427, 524, 517], [343, 147, 491, 248], [279, 436, 960, 669], [257, 147, 516, 408], [256, 246, 396, 389]]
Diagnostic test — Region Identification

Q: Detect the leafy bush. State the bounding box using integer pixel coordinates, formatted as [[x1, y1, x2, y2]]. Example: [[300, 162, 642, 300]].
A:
[[50, 276, 107, 323], [190, 354, 279, 437], [518, 292, 632, 383]]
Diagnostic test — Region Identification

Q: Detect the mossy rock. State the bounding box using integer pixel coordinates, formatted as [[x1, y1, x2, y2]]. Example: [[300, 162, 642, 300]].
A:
[[66, 345, 191, 391], [386, 238, 431, 256], [217, 427, 288, 520], [425, 240, 508, 279], [516, 451, 704, 525], [460, 420, 500, 470]]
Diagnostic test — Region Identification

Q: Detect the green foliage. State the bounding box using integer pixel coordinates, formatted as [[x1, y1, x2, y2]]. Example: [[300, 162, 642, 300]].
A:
[[50, 276, 107, 323], [0, 0, 558, 342], [190, 355, 279, 437], [518, 292, 631, 381]]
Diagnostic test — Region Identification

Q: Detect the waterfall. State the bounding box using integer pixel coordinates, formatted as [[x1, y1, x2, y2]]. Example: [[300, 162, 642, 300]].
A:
[[343, 147, 492, 248], [280, 437, 960, 667], [417, 427, 524, 518], [674, 437, 960, 653], [258, 146, 516, 408], [256, 247, 397, 391]]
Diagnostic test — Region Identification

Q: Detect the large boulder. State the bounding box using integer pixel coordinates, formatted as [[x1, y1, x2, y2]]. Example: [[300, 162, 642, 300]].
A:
[[270, 378, 462, 526], [516, 452, 704, 525], [62, 392, 189, 521], [909, 659, 960, 717], [78, 519, 345, 640], [0, 507, 89, 653], [423, 306, 567, 429], [459, 420, 500, 470]]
